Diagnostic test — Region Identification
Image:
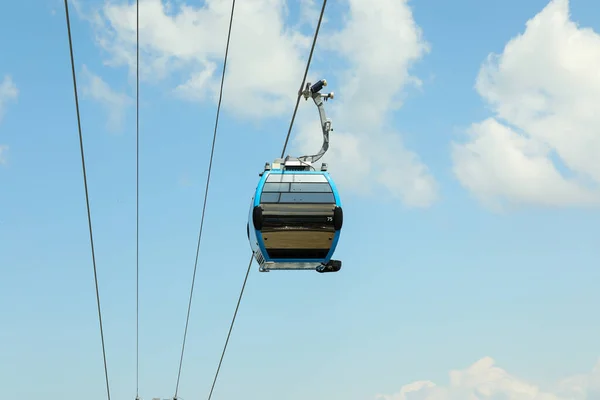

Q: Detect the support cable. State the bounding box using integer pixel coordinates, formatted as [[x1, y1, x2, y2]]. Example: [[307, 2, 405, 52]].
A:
[[280, 0, 328, 158], [135, 0, 140, 398], [206, 257, 252, 400], [63, 1, 111, 399], [206, 2, 328, 399], [172, 0, 237, 398]]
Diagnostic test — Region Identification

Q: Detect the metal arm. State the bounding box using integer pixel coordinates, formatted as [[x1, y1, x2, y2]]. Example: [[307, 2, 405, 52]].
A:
[[297, 79, 334, 164]]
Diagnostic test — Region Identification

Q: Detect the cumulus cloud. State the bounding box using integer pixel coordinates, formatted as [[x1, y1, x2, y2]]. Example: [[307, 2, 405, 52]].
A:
[[0, 75, 18, 165], [378, 356, 600, 400], [80, 65, 133, 132], [0, 75, 18, 123], [79, 0, 312, 119], [77, 0, 438, 207], [294, 0, 438, 207], [297, 0, 319, 27], [453, 0, 600, 208], [0, 145, 7, 165]]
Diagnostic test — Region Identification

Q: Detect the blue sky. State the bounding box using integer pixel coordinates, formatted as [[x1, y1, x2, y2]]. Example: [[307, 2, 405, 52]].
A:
[[1, 0, 600, 399]]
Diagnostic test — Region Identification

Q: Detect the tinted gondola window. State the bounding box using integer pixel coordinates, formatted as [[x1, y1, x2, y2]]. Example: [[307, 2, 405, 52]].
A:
[[279, 192, 335, 203], [261, 173, 335, 204], [290, 183, 332, 192], [266, 174, 329, 183], [260, 192, 280, 203], [263, 182, 290, 192]]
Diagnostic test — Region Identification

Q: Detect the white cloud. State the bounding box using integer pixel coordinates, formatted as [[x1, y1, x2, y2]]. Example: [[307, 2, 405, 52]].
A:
[[0, 145, 7, 165], [80, 65, 133, 132], [297, 0, 319, 27], [294, 0, 438, 207], [378, 356, 600, 400], [81, 0, 312, 119], [453, 0, 600, 209], [0, 75, 18, 123], [78, 0, 438, 207], [0, 75, 18, 165]]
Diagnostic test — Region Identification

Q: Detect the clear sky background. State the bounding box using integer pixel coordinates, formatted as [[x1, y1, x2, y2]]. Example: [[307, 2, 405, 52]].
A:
[[1, 0, 600, 399]]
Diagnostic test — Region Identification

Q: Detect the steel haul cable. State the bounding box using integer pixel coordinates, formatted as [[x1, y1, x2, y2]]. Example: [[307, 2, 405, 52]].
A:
[[65, 0, 326, 396], [280, 0, 328, 159], [63, 1, 111, 399], [172, 0, 237, 398], [206, 1, 328, 399], [135, 0, 140, 398]]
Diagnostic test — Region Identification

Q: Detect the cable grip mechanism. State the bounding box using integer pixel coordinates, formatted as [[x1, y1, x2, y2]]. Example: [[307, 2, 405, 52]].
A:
[[297, 79, 334, 164]]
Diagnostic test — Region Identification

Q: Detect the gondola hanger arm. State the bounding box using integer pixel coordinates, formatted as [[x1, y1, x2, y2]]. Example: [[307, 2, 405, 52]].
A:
[[297, 79, 334, 164]]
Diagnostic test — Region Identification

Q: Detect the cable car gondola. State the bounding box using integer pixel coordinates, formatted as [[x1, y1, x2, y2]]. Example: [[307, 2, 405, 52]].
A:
[[247, 79, 343, 273]]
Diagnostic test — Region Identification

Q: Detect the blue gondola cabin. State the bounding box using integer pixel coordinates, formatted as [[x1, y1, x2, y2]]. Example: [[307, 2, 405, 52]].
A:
[[247, 157, 343, 273]]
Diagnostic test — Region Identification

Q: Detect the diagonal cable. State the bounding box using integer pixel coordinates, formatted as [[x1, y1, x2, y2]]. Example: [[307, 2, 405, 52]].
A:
[[206, 256, 252, 400], [173, 0, 237, 398], [206, 2, 328, 399], [135, 0, 140, 398], [64, 1, 111, 399], [280, 0, 328, 158]]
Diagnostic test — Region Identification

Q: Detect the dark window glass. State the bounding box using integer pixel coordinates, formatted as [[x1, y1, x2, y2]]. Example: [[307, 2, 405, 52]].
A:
[[260, 192, 280, 203], [290, 182, 332, 193], [279, 192, 335, 203], [263, 182, 290, 192]]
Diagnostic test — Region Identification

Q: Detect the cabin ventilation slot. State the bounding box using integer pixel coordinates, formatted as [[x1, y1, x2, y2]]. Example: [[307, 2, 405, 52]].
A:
[[254, 250, 265, 266], [284, 166, 306, 171]]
